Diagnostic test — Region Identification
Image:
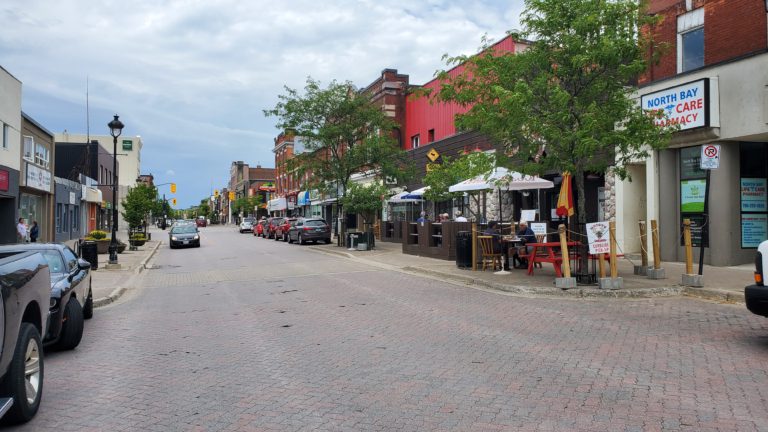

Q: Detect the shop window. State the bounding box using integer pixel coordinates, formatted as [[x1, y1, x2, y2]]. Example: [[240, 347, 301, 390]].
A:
[[73, 205, 79, 231], [677, 8, 704, 73], [23, 136, 34, 162], [56, 203, 62, 233], [740, 142, 768, 248], [428, 129, 435, 143]]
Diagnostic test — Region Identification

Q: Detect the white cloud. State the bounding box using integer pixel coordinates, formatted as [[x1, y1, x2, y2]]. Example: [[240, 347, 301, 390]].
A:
[[0, 0, 524, 207]]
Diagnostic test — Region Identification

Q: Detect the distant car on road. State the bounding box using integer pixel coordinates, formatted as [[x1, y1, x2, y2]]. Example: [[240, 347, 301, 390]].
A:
[[196, 216, 207, 227], [0, 243, 92, 351], [287, 218, 332, 245], [169, 224, 201, 248], [239, 217, 255, 233], [746, 240, 768, 317], [267, 217, 285, 239], [253, 219, 267, 237]]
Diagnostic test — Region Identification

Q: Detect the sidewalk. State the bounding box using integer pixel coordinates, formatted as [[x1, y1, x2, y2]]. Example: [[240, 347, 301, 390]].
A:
[[66, 234, 161, 308], [310, 240, 752, 303]]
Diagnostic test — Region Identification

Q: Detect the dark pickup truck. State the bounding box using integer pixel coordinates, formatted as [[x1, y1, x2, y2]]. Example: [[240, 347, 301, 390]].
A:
[[0, 250, 50, 424]]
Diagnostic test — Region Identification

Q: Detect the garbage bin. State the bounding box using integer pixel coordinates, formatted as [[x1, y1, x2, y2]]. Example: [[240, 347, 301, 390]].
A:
[[80, 240, 98, 270], [456, 231, 472, 269]]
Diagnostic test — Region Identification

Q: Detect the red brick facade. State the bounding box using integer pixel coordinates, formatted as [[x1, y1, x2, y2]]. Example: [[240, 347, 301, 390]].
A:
[[642, 0, 767, 84]]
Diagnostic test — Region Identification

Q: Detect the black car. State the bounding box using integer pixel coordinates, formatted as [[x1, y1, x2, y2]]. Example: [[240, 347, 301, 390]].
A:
[[169, 224, 201, 248], [287, 218, 332, 245], [0, 243, 92, 351]]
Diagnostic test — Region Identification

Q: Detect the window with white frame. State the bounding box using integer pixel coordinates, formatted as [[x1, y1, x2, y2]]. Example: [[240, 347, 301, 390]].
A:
[[677, 8, 704, 73], [411, 134, 420, 149], [23, 136, 34, 162], [35, 141, 50, 168]]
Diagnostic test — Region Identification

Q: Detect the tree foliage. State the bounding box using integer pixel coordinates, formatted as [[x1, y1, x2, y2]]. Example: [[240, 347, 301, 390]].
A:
[[436, 0, 671, 224], [121, 184, 160, 228], [341, 182, 388, 225]]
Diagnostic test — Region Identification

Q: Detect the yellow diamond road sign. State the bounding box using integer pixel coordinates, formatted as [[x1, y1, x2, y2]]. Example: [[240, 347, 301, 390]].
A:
[[427, 148, 440, 162]]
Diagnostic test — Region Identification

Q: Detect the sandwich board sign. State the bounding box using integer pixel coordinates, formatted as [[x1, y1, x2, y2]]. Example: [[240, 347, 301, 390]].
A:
[[586, 222, 610, 255]]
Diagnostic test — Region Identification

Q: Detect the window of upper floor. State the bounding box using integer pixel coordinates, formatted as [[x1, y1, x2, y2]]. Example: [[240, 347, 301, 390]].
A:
[[428, 129, 435, 143], [677, 8, 704, 73], [22, 135, 51, 169], [411, 134, 420, 149]]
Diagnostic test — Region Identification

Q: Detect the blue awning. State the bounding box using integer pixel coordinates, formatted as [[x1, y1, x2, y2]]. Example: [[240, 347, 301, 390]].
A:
[[297, 190, 310, 206]]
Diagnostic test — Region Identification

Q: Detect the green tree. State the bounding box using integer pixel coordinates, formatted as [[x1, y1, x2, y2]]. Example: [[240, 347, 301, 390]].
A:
[[121, 184, 160, 229], [341, 181, 388, 227], [265, 77, 412, 245], [422, 151, 495, 220], [437, 0, 671, 229]]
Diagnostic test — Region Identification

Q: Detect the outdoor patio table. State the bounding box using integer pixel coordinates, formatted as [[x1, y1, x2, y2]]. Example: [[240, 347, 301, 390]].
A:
[[526, 241, 581, 277], [501, 236, 523, 269]]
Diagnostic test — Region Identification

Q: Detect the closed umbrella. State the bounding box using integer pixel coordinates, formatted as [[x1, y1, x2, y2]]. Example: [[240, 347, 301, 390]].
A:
[[556, 172, 575, 218]]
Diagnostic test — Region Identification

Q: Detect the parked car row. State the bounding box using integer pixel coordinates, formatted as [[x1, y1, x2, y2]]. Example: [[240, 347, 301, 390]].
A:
[[247, 217, 332, 245]]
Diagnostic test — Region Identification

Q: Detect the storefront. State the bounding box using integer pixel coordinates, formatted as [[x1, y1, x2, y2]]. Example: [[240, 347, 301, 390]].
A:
[[53, 177, 83, 243], [617, 53, 768, 266], [0, 166, 20, 244], [20, 162, 53, 243]]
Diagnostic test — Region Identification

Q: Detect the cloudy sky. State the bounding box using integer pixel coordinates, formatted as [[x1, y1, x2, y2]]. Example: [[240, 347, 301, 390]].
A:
[[1, 0, 524, 207]]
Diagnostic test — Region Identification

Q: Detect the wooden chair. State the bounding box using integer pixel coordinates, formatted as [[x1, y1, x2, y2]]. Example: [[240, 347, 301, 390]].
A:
[[478, 236, 502, 271]]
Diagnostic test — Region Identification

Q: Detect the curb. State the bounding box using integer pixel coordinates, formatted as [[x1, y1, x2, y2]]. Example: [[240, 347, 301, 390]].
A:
[[93, 241, 162, 308], [307, 245, 742, 301]]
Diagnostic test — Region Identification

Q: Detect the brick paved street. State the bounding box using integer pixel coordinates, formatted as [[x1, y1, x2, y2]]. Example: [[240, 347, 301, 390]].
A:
[[8, 226, 768, 431]]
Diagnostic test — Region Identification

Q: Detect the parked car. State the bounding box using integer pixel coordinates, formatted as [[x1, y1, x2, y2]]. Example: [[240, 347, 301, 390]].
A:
[[169, 224, 201, 248], [288, 218, 332, 244], [274, 218, 296, 242], [0, 250, 51, 423], [0, 244, 92, 351], [196, 216, 207, 227], [253, 219, 267, 237], [239, 217, 255, 233], [746, 240, 768, 317], [267, 217, 285, 239]]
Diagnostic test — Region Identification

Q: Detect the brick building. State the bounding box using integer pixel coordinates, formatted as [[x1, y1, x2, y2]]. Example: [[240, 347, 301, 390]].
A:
[[613, 0, 768, 265]]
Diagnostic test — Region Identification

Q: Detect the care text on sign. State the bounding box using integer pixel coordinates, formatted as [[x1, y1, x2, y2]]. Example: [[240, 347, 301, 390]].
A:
[[641, 79, 709, 131]]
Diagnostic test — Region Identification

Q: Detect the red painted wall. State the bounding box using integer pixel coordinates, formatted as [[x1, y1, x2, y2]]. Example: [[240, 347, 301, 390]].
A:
[[404, 36, 518, 149]]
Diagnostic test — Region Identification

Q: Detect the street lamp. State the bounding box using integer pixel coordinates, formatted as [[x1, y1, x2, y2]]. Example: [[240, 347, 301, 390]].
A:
[[107, 114, 124, 265]]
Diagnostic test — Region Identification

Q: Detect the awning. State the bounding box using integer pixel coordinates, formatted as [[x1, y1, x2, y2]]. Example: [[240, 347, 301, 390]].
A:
[[268, 197, 287, 212], [389, 191, 422, 203], [82, 186, 102, 203], [297, 190, 310, 206]]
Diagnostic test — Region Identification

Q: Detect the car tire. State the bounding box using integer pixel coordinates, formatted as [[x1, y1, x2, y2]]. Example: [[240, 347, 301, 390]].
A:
[[288, 234, 293, 244], [325, 238, 332, 244], [299, 234, 305, 245], [56, 297, 84, 351], [83, 286, 93, 320], [0, 323, 43, 424]]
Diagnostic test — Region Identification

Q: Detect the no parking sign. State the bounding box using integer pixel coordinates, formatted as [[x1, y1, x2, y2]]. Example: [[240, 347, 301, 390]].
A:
[[700, 144, 720, 169]]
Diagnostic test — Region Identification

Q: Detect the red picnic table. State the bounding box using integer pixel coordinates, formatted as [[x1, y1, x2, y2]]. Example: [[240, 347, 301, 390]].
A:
[[526, 241, 581, 277]]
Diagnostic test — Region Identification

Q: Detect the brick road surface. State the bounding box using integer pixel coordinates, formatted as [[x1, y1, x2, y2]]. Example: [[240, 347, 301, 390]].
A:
[[8, 225, 768, 431]]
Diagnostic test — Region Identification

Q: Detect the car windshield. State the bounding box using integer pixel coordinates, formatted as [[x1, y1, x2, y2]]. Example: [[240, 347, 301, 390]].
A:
[[305, 220, 327, 227], [171, 225, 198, 234], [41, 250, 65, 274]]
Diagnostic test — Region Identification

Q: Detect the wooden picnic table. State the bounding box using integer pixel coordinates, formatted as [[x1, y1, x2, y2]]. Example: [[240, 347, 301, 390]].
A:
[[526, 241, 581, 277]]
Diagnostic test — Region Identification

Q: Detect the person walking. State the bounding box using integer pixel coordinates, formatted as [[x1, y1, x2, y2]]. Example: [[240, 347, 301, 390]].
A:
[[29, 220, 39, 242], [16, 217, 27, 243]]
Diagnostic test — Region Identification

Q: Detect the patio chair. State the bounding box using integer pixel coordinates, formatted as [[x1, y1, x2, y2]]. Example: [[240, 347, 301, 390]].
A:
[[478, 235, 502, 271]]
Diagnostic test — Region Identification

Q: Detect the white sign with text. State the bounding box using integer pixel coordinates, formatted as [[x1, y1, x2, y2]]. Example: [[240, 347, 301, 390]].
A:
[[586, 222, 610, 255]]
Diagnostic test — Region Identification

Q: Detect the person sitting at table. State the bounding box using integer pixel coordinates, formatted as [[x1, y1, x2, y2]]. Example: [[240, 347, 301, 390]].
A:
[[454, 211, 468, 222], [416, 211, 428, 224], [513, 221, 537, 268]]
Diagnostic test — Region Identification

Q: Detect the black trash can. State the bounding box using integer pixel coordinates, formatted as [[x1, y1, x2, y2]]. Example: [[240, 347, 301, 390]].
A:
[[456, 231, 472, 268], [80, 240, 98, 270]]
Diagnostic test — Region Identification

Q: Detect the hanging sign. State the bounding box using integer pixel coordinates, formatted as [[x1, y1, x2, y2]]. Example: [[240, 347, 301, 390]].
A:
[[700, 144, 720, 169], [586, 221, 610, 255]]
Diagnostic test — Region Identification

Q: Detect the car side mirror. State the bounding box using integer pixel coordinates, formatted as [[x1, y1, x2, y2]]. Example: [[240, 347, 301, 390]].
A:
[[78, 258, 91, 270]]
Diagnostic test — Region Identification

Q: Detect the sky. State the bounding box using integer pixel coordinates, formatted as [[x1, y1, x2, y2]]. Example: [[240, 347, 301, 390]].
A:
[[1, 0, 524, 208]]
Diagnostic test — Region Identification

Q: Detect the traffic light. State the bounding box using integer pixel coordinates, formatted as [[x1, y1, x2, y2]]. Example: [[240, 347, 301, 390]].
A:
[[229, 191, 235, 201], [172, 198, 177, 206], [170, 183, 177, 193], [214, 189, 219, 197]]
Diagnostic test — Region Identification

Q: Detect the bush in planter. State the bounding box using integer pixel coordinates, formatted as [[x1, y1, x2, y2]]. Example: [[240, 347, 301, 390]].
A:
[[85, 230, 108, 241]]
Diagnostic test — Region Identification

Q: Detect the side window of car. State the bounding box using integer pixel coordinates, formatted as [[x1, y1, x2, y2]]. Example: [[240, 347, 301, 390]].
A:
[[62, 247, 78, 272]]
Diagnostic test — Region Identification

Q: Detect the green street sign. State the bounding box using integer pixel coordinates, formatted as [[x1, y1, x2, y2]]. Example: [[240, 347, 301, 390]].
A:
[[122, 139, 133, 151]]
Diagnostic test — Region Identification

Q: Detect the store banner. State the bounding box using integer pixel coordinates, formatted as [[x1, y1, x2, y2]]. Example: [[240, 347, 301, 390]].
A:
[[26, 163, 51, 192], [641, 78, 708, 131]]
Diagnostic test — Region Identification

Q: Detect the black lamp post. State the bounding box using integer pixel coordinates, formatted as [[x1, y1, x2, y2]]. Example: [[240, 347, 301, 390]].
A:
[[107, 114, 124, 265]]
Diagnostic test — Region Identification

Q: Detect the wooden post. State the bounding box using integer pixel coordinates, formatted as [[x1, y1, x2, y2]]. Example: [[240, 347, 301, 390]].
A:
[[609, 221, 618, 279], [598, 253, 606, 278], [683, 218, 693, 274], [558, 224, 571, 278], [639, 220, 648, 268], [472, 223, 477, 271], [651, 219, 661, 269]]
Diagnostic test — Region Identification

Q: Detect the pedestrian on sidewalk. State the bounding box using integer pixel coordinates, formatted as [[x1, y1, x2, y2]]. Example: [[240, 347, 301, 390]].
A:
[[29, 220, 39, 242], [16, 217, 27, 243]]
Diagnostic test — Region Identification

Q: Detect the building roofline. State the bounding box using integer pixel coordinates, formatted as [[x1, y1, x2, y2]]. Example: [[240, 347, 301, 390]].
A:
[[21, 111, 54, 138], [0, 65, 22, 84]]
